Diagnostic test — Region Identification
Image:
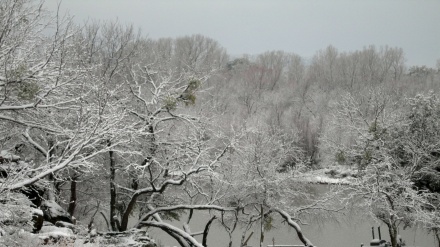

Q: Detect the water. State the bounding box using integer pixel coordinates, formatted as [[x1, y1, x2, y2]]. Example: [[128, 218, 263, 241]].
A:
[[147, 209, 436, 247], [144, 183, 437, 247]]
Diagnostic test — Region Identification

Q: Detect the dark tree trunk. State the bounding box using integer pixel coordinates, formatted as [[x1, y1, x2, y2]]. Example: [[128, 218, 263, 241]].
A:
[[67, 174, 77, 216], [47, 139, 57, 201], [202, 216, 216, 247], [241, 231, 254, 247], [435, 230, 440, 247], [148, 124, 156, 156], [100, 212, 110, 231], [120, 193, 139, 231], [120, 124, 156, 231], [142, 221, 192, 247], [46, 174, 56, 201], [387, 223, 398, 247], [260, 204, 264, 247], [108, 140, 118, 231]]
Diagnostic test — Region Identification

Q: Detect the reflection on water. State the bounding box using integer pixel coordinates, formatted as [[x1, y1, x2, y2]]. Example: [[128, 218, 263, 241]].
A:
[[147, 184, 437, 247], [149, 211, 436, 247]]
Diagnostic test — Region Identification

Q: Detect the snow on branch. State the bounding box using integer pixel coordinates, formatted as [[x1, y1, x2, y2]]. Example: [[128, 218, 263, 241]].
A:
[[136, 204, 237, 228]]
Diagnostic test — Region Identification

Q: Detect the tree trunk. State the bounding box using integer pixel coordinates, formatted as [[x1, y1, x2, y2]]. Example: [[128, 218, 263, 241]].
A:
[[387, 223, 398, 247], [46, 174, 56, 201], [120, 193, 139, 231], [241, 231, 253, 247], [67, 174, 77, 216], [202, 216, 216, 247], [270, 208, 314, 246], [100, 212, 110, 231], [47, 139, 57, 201], [435, 230, 440, 247], [108, 140, 118, 231], [142, 221, 198, 247], [260, 204, 264, 247]]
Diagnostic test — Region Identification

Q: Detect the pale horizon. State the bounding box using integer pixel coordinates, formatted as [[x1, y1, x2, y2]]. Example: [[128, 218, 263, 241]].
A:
[[45, 0, 440, 67]]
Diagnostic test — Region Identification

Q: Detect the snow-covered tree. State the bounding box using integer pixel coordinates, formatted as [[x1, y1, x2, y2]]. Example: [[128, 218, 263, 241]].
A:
[[324, 89, 440, 247], [0, 1, 135, 213]]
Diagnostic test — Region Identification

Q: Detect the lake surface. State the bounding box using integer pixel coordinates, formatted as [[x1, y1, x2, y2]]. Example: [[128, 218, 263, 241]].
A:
[[145, 183, 437, 247], [148, 209, 436, 247]]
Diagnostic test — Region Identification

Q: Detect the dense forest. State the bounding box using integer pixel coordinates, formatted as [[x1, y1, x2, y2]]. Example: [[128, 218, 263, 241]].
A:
[[1, 1, 440, 247]]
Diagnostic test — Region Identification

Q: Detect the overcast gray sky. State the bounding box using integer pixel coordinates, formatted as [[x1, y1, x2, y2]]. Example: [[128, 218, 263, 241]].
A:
[[45, 0, 440, 67]]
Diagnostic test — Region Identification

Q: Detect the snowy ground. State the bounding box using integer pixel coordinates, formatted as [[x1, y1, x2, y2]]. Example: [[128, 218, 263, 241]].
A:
[[298, 165, 358, 185]]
